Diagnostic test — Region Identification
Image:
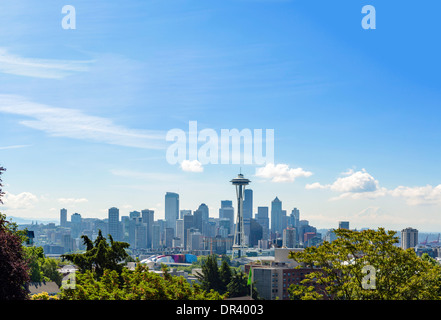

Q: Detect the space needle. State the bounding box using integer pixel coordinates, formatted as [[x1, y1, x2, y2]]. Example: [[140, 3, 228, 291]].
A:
[[230, 173, 250, 259]]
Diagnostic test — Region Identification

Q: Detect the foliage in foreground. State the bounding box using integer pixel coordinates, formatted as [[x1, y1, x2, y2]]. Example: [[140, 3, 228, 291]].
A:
[[59, 264, 225, 300], [288, 228, 441, 300], [62, 230, 130, 278], [0, 213, 30, 300]]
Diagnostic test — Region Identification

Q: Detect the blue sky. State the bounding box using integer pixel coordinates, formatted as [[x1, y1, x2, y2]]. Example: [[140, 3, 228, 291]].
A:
[[1, 0, 441, 231]]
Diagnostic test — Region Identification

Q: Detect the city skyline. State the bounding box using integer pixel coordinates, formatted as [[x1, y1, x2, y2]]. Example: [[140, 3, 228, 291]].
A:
[[1, 1, 441, 232]]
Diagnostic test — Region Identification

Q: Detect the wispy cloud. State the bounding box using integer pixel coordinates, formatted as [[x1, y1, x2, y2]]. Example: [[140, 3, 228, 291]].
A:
[[0, 94, 166, 149], [58, 198, 88, 205], [110, 169, 180, 181], [0, 48, 93, 79], [0, 144, 31, 150]]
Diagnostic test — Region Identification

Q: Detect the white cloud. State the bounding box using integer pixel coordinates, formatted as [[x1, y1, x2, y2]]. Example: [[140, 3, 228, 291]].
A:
[[58, 198, 89, 205], [307, 169, 380, 193], [255, 163, 312, 182], [389, 184, 441, 206], [306, 168, 441, 206], [0, 48, 92, 79], [1, 191, 38, 210], [180, 160, 204, 173], [0, 94, 165, 149]]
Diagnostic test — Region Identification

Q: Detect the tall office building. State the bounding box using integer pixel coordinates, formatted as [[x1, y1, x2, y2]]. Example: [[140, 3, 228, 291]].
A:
[[290, 208, 300, 228], [176, 219, 184, 248], [70, 213, 82, 238], [141, 209, 154, 248], [108, 207, 120, 241], [180, 209, 192, 219], [243, 189, 253, 220], [197, 203, 209, 222], [338, 221, 350, 230], [60, 208, 67, 227], [401, 227, 418, 250], [152, 223, 161, 249], [249, 219, 263, 247], [283, 228, 297, 248], [271, 197, 283, 234], [193, 209, 203, 233], [243, 189, 253, 239], [129, 217, 147, 249], [165, 192, 179, 231], [256, 206, 269, 240], [129, 211, 140, 219], [219, 200, 234, 236], [183, 214, 194, 250]]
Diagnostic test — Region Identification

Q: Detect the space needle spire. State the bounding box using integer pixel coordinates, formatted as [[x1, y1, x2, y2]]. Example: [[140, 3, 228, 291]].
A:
[[230, 173, 250, 259]]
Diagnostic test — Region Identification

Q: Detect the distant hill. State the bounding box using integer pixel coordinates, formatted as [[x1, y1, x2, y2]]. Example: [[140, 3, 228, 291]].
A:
[[7, 216, 58, 225]]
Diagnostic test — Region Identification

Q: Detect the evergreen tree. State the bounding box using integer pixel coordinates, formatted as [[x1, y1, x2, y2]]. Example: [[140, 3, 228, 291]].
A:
[[196, 254, 223, 293], [219, 260, 232, 293], [62, 230, 130, 278]]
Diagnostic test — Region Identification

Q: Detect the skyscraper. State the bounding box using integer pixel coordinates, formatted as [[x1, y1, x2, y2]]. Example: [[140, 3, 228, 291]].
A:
[[165, 192, 179, 232], [219, 200, 234, 236], [243, 189, 253, 239], [338, 221, 350, 230], [197, 203, 209, 222], [290, 208, 300, 228], [70, 212, 82, 238], [243, 189, 253, 220], [183, 214, 194, 250], [271, 197, 282, 235], [401, 227, 418, 250], [180, 209, 192, 219], [256, 206, 269, 240], [141, 209, 154, 248], [60, 208, 67, 227], [283, 228, 297, 248], [108, 207, 120, 241]]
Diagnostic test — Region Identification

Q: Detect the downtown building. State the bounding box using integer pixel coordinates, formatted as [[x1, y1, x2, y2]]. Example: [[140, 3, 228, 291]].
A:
[[245, 249, 325, 300], [401, 227, 418, 250]]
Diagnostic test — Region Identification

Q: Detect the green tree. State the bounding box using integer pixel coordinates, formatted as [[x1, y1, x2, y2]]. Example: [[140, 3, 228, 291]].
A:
[[25, 246, 63, 286], [226, 270, 248, 297], [219, 260, 232, 293], [0, 167, 30, 300], [59, 264, 225, 300], [196, 254, 223, 293], [62, 230, 130, 278], [288, 228, 441, 300], [25, 246, 45, 283]]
